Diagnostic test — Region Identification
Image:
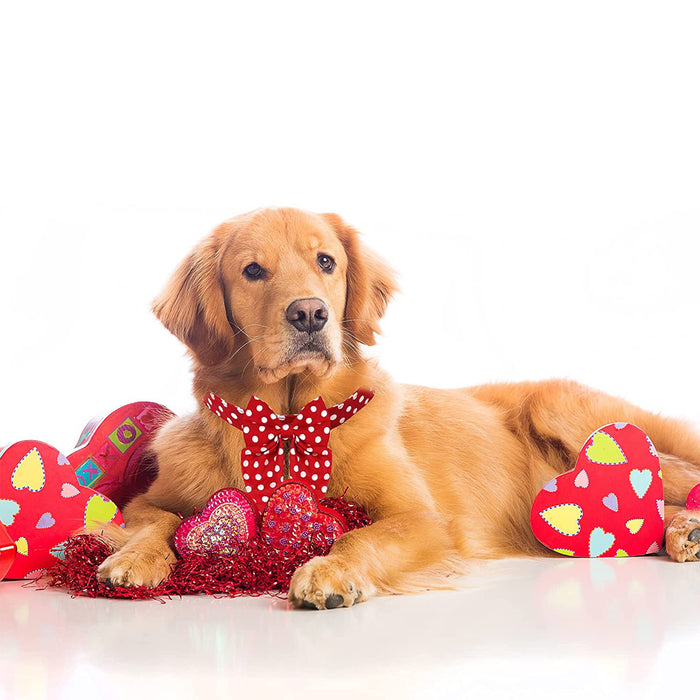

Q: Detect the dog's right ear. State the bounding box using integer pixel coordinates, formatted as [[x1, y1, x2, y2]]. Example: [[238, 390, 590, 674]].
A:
[[152, 233, 235, 366]]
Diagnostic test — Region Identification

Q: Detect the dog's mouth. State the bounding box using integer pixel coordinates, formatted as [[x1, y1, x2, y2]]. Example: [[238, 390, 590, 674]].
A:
[[256, 335, 338, 384]]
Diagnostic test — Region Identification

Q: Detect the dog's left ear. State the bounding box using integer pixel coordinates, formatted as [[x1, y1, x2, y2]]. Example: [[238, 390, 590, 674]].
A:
[[322, 213, 398, 346], [152, 229, 235, 366]]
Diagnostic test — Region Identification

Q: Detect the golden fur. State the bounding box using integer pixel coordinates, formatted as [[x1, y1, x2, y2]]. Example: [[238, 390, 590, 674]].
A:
[[97, 208, 700, 607]]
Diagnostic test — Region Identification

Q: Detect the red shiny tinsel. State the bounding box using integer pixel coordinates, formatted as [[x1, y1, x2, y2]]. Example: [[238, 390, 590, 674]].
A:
[[43, 497, 372, 600]]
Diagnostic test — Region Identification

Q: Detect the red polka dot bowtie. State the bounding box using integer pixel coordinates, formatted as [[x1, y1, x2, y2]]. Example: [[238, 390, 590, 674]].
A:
[[204, 389, 374, 512]]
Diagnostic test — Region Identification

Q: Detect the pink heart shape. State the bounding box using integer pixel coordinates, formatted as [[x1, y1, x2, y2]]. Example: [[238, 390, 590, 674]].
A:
[[174, 489, 259, 557]]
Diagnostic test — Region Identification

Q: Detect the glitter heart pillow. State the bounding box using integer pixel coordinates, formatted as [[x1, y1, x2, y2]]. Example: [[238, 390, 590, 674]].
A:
[[530, 423, 664, 557], [0, 440, 124, 578]]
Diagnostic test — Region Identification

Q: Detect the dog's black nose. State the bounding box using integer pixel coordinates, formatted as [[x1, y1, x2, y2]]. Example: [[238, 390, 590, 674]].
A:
[[285, 298, 329, 333]]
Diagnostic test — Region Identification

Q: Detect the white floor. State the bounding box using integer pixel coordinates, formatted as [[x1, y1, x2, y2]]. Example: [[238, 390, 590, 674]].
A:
[[1, 555, 698, 700]]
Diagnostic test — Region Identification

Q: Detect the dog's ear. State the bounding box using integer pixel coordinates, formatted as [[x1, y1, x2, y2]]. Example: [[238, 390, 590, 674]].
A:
[[152, 232, 235, 366], [323, 213, 398, 346]]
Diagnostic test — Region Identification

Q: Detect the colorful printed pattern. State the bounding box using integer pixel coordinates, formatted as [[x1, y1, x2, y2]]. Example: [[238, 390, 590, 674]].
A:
[[0, 441, 124, 579], [68, 402, 174, 508], [530, 423, 664, 557]]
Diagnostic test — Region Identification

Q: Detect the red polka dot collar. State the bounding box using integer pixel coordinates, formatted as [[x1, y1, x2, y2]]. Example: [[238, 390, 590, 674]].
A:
[[204, 389, 374, 512]]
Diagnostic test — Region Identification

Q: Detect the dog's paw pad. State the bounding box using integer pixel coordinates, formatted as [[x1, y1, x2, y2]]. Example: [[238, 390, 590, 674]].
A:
[[288, 556, 368, 610]]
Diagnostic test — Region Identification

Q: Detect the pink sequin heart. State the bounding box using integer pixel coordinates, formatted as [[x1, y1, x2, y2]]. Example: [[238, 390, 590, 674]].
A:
[[174, 489, 259, 557], [262, 482, 346, 550]]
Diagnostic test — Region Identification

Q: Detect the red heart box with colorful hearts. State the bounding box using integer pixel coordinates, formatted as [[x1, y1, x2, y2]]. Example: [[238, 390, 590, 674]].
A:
[[530, 422, 664, 557], [69, 401, 174, 509], [0, 440, 124, 579]]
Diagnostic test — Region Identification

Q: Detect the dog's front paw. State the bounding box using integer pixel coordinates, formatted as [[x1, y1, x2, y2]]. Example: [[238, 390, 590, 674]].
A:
[[288, 556, 371, 610], [665, 510, 700, 562], [96, 545, 175, 588]]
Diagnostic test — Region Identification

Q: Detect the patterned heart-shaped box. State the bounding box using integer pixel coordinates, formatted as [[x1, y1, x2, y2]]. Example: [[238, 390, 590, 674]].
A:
[[0, 440, 124, 578], [530, 423, 664, 557], [69, 401, 174, 509]]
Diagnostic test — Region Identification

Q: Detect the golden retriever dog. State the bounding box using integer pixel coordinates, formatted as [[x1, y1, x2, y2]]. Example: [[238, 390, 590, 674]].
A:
[[96, 207, 700, 608]]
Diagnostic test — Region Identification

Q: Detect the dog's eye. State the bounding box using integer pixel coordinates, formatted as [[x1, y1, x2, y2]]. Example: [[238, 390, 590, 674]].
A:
[[317, 254, 336, 273], [243, 262, 265, 280]]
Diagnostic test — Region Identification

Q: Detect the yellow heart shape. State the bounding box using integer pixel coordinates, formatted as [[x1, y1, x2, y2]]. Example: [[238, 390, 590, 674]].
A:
[[84, 495, 118, 531], [615, 549, 628, 557], [585, 432, 627, 465], [11, 448, 46, 492], [626, 518, 644, 534], [540, 504, 583, 536], [553, 548, 574, 557], [15, 536, 28, 556]]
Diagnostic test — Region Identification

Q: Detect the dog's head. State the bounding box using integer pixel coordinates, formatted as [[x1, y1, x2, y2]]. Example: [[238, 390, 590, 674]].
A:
[[153, 208, 397, 383]]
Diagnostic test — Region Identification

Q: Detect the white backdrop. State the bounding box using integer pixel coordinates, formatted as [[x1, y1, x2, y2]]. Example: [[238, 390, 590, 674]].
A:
[[1, 1, 699, 452]]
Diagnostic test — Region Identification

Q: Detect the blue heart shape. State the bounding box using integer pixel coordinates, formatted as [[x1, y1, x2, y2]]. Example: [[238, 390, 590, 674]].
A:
[[0, 499, 20, 526], [589, 527, 615, 557], [630, 469, 652, 499]]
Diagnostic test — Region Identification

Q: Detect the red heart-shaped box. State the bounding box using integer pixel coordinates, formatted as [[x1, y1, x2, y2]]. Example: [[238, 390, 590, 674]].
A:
[[0, 440, 124, 578], [69, 402, 174, 509], [262, 482, 347, 550], [530, 423, 664, 557], [174, 488, 259, 557]]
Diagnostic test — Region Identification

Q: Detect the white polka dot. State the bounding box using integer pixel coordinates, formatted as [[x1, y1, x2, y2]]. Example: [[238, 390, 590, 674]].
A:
[[323, 427, 330, 434], [243, 426, 250, 433], [293, 465, 299, 471], [314, 461, 320, 468], [246, 409, 252, 416], [353, 408, 357, 413], [324, 473, 330, 480], [257, 484, 264, 490], [244, 449, 252, 455], [255, 473, 261, 480], [253, 461, 259, 468], [300, 434, 306, 440], [315, 436, 322, 443], [339, 417, 345, 423], [231, 413, 237, 420], [252, 435, 259, 443], [243, 460, 249, 467], [278, 448, 284, 455], [324, 460, 330, 467], [268, 433, 275, 439], [246, 486, 252, 492], [262, 495, 269, 502], [269, 482, 276, 488], [227, 417, 232, 424], [259, 426, 265, 432], [238, 407, 244, 414], [290, 448, 296, 455], [257, 404, 264, 412], [330, 414, 337, 420], [300, 471, 306, 478], [310, 405, 317, 412], [312, 474, 318, 481], [321, 486, 328, 493], [275, 465, 281, 472], [306, 417, 312, 424], [338, 403, 344, 409], [322, 450, 328, 455], [352, 392, 357, 399], [365, 397, 370, 404], [321, 410, 327, 417], [346, 406, 352, 413], [243, 473, 249, 480], [267, 470, 273, 477], [261, 416, 267, 423], [297, 413, 303, 419], [308, 426, 314, 432], [269, 413, 276, 420]]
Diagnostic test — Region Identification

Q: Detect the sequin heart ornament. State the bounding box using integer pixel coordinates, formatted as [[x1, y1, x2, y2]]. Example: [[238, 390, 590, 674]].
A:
[[0, 441, 124, 578], [174, 489, 259, 557], [530, 423, 664, 557]]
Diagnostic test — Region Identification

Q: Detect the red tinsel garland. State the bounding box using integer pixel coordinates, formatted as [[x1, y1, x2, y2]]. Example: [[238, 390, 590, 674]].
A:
[[42, 497, 372, 600]]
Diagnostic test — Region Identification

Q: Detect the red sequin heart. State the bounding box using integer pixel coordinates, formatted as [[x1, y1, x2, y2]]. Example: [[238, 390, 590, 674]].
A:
[[174, 489, 259, 557], [262, 482, 347, 550]]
